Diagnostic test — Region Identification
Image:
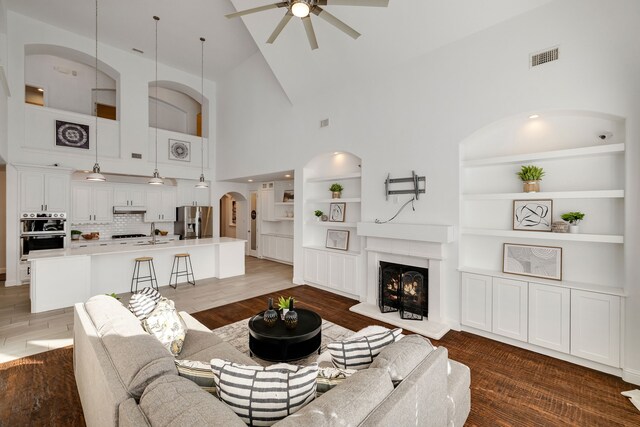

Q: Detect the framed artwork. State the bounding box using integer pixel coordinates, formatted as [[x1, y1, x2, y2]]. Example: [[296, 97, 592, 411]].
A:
[[329, 202, 346, 222], [283, 190, 294, 202], [55, 120, 89, 149], [168, 139, 191, 162], [326, 229, 349, 251], [503, 243, 562, 281], [513, 200, 552, 232]]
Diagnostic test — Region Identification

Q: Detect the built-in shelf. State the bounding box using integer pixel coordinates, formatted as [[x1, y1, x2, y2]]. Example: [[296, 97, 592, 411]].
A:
[[461, 228, 624, 244], [458, 266, 626, 297], [462, 190, 624, 201], [306, 172, 362, 183], [261, 233, 293, 238], [274, 217, 294, 221], [307, 221, 357, 228], [274, 202, 294, 206], [462, 143, 625, 167], [303, 244, 361, 256], [307, 197, 361, 204]]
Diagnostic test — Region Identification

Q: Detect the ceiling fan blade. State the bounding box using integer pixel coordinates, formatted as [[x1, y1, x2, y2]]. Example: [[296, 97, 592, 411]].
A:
[[317, 0, 389, 7], [302, 16, 319, 50], [312, 6, 361, 39], [266, 12, 294, 44], [226, 2, 288, 19]]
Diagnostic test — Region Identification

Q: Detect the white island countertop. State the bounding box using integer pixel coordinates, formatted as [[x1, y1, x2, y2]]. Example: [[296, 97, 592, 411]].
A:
[[27, 237, 246, 260]]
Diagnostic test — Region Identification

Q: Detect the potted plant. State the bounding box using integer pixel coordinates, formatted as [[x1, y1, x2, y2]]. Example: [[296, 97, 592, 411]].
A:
[[561, 211, 585, 233], [516, 165, 545, 193], [71, 230, 82, 241], [105, 293, 121, 300], [277, 296, 297, 319], [314, 210, 323, 222], [329, 183, 344, 199]]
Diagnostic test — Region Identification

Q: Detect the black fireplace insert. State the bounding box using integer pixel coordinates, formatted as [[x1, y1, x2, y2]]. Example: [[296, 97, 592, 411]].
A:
[[378, 261, 428, 320]]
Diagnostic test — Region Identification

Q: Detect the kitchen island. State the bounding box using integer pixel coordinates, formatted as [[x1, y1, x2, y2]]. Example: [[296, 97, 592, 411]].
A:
[[26, 237, 246, 313]]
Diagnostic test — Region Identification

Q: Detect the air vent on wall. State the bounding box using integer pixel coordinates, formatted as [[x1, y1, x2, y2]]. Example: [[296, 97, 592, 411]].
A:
[[131, 153, 142, 159], [530, 47, 559, 68]]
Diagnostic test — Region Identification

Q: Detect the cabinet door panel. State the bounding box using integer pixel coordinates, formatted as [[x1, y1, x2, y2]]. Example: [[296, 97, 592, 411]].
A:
[[93, 187, 114, 223], [492, 277, 528, 342], [21, 172, 45, 212], [303, 249, 318, 283], [145, 189, 162, 221], [162, 189, 177, 221], [282, 238, 293, 263], [44, 174, 69, 212], [275, 237, 287, 261], [71, 186, 92, 223], [193, 187, 210, 206], [528, 283, 570, 353], [461, 273, 492, 332], [130, 187, 146, 207], [113, 187, 129, 206], [342, 255, 358, 295], [571, 290, 620, 367]]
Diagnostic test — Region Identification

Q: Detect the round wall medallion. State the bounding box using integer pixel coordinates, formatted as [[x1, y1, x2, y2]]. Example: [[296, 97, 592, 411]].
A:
[[170, 141, 190, 160], [56, 122, 89, 148]]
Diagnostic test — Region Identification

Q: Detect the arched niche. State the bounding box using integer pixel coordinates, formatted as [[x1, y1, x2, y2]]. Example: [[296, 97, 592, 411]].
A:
[[148, 80, 209, 138], [220, 191, 247, 239], [24, 44, 120, 119], [303, 151, 362, 180]]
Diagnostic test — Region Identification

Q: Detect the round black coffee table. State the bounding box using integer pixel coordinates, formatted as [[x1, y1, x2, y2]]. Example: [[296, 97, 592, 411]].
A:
[[248, 308, 322, 362]]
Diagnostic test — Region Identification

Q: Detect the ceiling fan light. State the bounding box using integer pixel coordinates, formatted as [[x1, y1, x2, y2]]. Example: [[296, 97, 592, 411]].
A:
[[291, 1, 310, 18], [195, 174, 209, 189], [148, 170, 164, 185], [86, 163, 106, 182]]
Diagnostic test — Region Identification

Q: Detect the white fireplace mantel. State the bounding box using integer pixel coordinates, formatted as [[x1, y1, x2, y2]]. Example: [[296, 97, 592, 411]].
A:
[[357, 222, 456, 243]]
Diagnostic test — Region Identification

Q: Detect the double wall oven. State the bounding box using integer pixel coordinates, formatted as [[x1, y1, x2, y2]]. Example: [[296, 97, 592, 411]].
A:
[[20, 212, 67, 260]]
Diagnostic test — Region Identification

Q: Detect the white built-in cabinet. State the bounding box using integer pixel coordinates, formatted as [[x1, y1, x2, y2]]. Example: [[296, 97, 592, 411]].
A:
[[20, 170, 69, 213], [71, 184, 114, 224], [260, 182, 276, 222], [145, 188, 177, 222], [113, 185, 145, 207], [303, 247, 359, 297], [461, 272, 621, 368], [261, 235, 293, 264]]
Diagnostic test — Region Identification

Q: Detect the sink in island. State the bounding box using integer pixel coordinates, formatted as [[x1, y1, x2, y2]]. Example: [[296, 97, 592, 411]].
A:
[[26, 237, 246, 313]]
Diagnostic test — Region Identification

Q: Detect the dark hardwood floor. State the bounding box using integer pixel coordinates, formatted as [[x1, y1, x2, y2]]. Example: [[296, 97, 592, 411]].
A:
[[193, 285, 640, 426]]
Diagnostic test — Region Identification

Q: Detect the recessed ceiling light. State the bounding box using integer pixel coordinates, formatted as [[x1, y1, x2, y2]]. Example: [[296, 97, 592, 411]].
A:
[[248, 179, 253, 182], [285, 174, 291, 178], [37, 88, 44, 92], [333, 152, 340, 155], [528, 114, 540, 119]]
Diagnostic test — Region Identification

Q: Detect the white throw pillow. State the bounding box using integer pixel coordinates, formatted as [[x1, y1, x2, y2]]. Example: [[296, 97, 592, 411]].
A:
[[210, 359, 317, 426], [142, 298, 186, 356], [327, 327, 402, 370]]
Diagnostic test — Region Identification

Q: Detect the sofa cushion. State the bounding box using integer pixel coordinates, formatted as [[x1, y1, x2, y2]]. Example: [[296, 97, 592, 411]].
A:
[[370, 334, 435, 384], [139, 375, 246, 427], [273, 368, 394, 427], [181, 341, 255, 365], [174, 359, 216, 394], [128, 292, 158, 321], [327, 328, 402, 370], [210, 359, 318, 426], [85, 294, 141, 335], [142, 299, 186, 356], [177, 328, 224, 359]]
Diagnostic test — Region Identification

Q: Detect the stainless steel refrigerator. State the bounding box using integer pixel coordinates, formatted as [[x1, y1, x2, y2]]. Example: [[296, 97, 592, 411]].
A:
[[175, 206, 213, 239]]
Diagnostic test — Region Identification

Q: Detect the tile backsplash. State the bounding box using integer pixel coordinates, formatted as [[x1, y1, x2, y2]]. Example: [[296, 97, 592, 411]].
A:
[[70, 213, 175, 238]]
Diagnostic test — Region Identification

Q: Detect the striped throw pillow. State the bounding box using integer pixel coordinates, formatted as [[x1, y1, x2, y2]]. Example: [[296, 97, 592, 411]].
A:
[[210, 359, 317, 426], [128, 293, 157, 320], [327, 328, 402, 370], [138, 287, 161, 302], [175, 359, 216, 394]]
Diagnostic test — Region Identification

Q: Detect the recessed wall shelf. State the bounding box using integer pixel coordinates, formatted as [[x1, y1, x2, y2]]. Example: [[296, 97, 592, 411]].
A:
[[462, 143, 625, 167], [306, 172, 361, 183], [274, 202, 294, 206], [274, 217, 294, 221], [307, 197, 361, 204], [462, 190, 624, 201], [306, 221, 357, 228], [461, 228, 624, 244]]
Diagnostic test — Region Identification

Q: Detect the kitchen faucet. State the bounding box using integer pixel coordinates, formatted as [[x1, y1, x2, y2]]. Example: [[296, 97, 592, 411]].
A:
[[150, 222, 157, 244]]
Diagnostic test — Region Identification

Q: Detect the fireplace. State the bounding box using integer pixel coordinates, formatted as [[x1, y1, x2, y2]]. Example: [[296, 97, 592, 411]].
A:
[[378, 261, 428, 321]]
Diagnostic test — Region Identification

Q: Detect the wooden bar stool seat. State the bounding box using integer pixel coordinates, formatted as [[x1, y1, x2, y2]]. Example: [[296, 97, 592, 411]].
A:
[[131, 257, 159, 293], [169, 253, 195, 289]]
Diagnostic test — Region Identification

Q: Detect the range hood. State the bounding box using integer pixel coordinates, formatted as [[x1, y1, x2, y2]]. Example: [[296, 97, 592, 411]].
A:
[[113, 206, 147, 214]]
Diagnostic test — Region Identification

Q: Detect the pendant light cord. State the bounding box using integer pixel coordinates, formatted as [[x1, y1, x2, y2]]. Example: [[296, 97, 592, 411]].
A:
[[154, 16, 159, 172], [95, 0, 98, 164], [200, 37, 205, 177]]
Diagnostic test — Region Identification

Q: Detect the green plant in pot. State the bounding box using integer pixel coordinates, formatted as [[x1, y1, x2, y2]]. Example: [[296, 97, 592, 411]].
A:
[[516, 165, 545, 193], [277, 296, 297, 319], [561, 211, 585, 234], [71, 230, 82, 241], [314, 210, 323, 222], [329, 183, 344, 199]]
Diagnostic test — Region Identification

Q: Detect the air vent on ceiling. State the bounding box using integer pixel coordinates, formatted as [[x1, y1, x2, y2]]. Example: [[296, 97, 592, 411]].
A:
[[530, 47, 559, 68]]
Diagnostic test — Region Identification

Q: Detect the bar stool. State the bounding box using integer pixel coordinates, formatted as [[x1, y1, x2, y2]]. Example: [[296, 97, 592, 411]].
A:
[[131, 257, 159, 293], [169, 253, 195, 289]]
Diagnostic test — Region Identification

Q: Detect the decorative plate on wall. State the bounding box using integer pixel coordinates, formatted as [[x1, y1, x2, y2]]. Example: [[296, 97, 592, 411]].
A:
[[168, 139, 191, 162], [55, 120, 89, 149]]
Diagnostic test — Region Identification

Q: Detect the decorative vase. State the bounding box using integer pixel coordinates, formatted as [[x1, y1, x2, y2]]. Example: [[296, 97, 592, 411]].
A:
[[551, 221, 569, 233], [523, 180, 540, 193], [316, 216, 322, 222], [280, 308, 289, 320], [569, 224, 579, 234], [71, 234, 80, 241], [284, 299, 298, 330], [263, 298, 278, 327], [332, 191, 342, 199], [321, 214, 328, 222]]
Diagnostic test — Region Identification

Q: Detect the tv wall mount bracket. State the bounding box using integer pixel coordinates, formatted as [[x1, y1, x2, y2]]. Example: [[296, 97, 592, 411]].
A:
[[384, 171, 426, 201]]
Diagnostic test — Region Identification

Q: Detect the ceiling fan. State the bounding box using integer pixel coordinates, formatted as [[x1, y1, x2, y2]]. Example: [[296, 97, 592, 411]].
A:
[[226, 0, 389, 50]]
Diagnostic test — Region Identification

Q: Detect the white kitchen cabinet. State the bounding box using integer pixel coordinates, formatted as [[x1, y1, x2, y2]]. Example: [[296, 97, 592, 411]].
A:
[[461, 272, 493, 332], [145, 187, 176, 222], [571, 290, 621, 367], [71, 183, 113, 224], [162, 188, 177, 221], [177, 181, 211, 207], [492, 277, 528, 342], [260, 182, 275, 222], [113, 185, 145, 207], [20, 171, 69, 213], [528, 283, 570, 353]]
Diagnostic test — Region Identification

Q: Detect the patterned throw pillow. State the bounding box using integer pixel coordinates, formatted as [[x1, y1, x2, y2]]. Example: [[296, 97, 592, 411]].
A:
[[316, 366, 356, 396], [142, 298, 186, 356], [138, 287, 162, 302], [210, 359, 317, 426], [327, 328, 403, 370], [175, 359, 216, 394], [128, 287, 162, 320]]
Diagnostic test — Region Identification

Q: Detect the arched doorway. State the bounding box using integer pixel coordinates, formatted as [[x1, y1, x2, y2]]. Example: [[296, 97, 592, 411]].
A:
[[219, 192, 247, 240]]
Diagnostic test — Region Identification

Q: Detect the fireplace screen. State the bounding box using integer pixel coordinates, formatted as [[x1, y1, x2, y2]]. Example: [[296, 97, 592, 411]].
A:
[[378, 261, 428, 321]]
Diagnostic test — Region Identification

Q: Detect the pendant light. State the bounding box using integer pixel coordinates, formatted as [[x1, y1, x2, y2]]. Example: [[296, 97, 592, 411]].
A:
[[86, 0, 106, 182], [148, 15, 164, 185], [195, 36, 208, 189]]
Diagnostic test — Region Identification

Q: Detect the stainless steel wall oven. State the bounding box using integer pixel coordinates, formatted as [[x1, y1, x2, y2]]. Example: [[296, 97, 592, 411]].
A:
[[20, 212, 67, 258]]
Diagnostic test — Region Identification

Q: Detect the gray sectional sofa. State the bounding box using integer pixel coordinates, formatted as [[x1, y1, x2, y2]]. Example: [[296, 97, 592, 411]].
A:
[[74, 295, 470, 426]]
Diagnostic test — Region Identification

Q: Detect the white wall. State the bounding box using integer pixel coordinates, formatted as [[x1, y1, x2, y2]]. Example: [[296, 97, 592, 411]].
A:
[[149, 86, 201, 136], [0, 168, 6, 272], [25, 54, 116, 115], [217, 0, 640, 382], [0, 0, 8, 162]]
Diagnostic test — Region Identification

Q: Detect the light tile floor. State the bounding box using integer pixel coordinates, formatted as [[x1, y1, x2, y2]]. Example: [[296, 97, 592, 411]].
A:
[[0, 257, 294, 363]]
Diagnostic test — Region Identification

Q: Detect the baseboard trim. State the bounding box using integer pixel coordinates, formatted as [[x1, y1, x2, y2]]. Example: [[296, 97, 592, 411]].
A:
[[0, 267, 6, 274], [623, 368, 640, 386], [4, 279, 21, 287]]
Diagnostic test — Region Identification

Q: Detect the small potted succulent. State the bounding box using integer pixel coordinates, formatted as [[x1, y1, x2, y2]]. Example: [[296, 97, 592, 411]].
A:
[[277, 296, 297, 319], [561, 211, 585, 233], [516, 165, 545, 193], [314, 210, 323, 222], [329, 183, 344, 199], [71, 230, 82, 241]]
